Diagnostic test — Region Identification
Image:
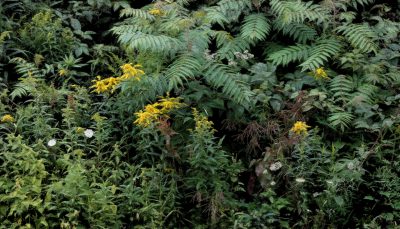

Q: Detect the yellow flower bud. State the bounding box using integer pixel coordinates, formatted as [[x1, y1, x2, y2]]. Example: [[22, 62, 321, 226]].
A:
[[1, 114, 15, 123]]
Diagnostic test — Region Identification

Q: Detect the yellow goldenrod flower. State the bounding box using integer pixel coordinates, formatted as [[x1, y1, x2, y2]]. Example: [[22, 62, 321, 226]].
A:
[[134, 110, 157, 127], [120, 63, 144, 81], [91, 76, 108, 93], [193, 10, 206, 19], [1, 114, 15, 123], [105, 77, 120, 92], [90, 64, 145, 94], [312, 67, 329, 80], [192, 108, 215, 133], [134, 104, 162, 127], [158, 96, 185, 113], [290, 121, 311, 135], [92, 113, 107, 122], [163, 167, 175, 173], [145, 104, 162, 114], [396, 125, 400, 134], [76, 127, 85, 134], [58, 69, 68, 76], [134, 96, 185, 127], [148, 8, 163, 16], [90, 76, 119, 94]]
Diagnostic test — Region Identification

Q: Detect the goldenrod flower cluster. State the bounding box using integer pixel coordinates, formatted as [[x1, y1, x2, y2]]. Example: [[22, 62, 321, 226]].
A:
[[290, 121, 311, 135], [134, 96, 185, 127], [1, 114, 15, 123], [76, 127, 85, 134], [396, 125, 400, 135], [120, 63, 144, 80], [91, 63, 144, 94], [92, 113, 107, 123], [312, 67, 329, 80], [192, 108, 215, 134], [58, 69, 68, 76], [148, 8, 163, 16], [91, 76, 119, 94]]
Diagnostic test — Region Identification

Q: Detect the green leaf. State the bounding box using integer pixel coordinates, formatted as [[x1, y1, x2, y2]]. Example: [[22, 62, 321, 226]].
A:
[[70, 18, 81, 31], [241, 13, 270, 43]]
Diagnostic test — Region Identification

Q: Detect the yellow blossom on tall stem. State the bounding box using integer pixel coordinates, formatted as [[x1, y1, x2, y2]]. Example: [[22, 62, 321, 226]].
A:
[[90, 76, 109, 94], [1, 114, 15, 123], [145, 104, 162, 114], [58, 69, 68, 76], [105, 77, 119, 92], [90, 63, 144, 94], [76, 127, 85, 134], [120, 63, 144, 81], [134, 96, 185, 127], [148, 8, 163, 16], [290, 121, 311, 135], [90, 76, 120, 94], [312, 67, 329, 80], [158, 96, 185, 113], [134, 104, 162, 127], [92, 113, 107, 123], [134, 110, 158, 127], [192, 108, 215, 134]]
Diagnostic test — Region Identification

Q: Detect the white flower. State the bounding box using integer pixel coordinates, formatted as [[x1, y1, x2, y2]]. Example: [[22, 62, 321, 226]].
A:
[[269, 161, 282, 171], [313, 192, 321, 197], [270, 181, 276, 186], [47, 139, 57, 147], [84, 129, 94, 138], [204, 49, 217, 60], [326, 180, 334, 185], [228, 60, 237, 66], [295, 177, 306, 183], [347, 162, 355, 170]]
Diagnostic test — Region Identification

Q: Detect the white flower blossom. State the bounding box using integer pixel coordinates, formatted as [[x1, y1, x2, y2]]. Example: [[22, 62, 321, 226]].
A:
[[270, 181, 276, 186], [233, 50, 254, 60], [295, 177, 306, 183], [204, 49, 217, 60], [228, 60, 237, 66], [269, 161, 283, 171], [347, 162, 355, 170], [234, 52, 241, 58], [84, 129, 94, 138], [313, 192, 321, 197], [47, 139, 57, 147], [326, 180, 334, 185]]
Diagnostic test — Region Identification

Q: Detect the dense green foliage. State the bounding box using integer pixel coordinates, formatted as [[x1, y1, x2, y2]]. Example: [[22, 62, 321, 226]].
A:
[[1, 0, 400, 228]]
